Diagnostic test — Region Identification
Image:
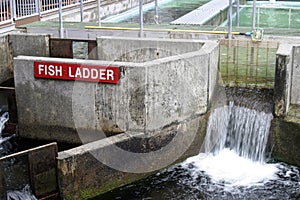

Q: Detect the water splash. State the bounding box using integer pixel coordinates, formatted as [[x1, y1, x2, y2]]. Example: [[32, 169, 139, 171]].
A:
[[181, 102, 299, 189], [7, 185, 37, 200], [0, 112, 9, 137], [0, 111, 9, 153]]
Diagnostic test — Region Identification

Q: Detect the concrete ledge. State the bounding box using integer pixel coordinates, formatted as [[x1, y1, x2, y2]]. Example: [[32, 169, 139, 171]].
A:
[[57, 115, 207, 199]]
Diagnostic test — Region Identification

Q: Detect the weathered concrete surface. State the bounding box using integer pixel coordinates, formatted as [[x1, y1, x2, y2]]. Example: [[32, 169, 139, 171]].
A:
[[0, 35, 13, 84], [14, 38, 218, 144], [9, 33, 50, 57], [271, 42, 300, 167], [57, 115, 207, 200], [97, 37, 204, 62], [270, 117, 300, 167], [274, 43, 293, 117], [291, 46, 300, 105], [0, 143, 58, 199], [0, 33, 50, 85]]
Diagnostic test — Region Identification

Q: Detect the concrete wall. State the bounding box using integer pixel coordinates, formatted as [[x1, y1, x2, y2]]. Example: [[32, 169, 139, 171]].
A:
[[291, 46, 300, 105], [13, 38, 218, 144], [57, 116, 207, 199], [0, 33, 50, 85], [0, 35, 13, 84], [274, 44, 293, 117], [272, 43, 300, 167], [9, 33, 50, 57]]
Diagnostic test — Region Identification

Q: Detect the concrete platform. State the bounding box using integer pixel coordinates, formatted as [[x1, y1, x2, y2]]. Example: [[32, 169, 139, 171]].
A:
[[170, 0, 234, 25]]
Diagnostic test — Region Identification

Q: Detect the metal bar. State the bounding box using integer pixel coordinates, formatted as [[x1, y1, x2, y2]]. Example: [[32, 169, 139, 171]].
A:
[[59, 0, 64, 38], [80, 0, 83, 22], [252, 0, 256, 30], [256, 43, 259, 86], [246, 41, 249, 86], [154, 0, 158, 24], [97, 0, 101, 26], [228, 0, 233, 39], [236, 0, 239, 27], [0, 86, 15, 90], [139, 0, 143, 37], [257, 7, 260, 27], [0, 2, 5, 21], [288, 8, 291, 29]]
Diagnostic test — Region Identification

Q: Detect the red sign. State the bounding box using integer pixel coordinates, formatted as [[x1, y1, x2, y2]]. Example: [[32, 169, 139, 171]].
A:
[[34, 61, 119, 84]]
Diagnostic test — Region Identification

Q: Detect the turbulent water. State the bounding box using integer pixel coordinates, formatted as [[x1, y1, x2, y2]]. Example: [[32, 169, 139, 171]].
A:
[[0, 112, 37, 200], [0, 111, 10, 155], [97, 98, 300, 200], [7, 185, 37, 200]]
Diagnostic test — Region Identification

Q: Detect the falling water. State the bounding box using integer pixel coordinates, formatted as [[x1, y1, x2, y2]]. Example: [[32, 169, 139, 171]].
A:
[[94, 89, 300, 199], [205, 101, 273, 163]]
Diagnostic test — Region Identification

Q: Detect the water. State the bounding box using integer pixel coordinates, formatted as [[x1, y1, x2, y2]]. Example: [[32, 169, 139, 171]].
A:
[[7, 185, 37, 200], [96, 91, 300, 200], [103, 0, 210, 24], [0, 111, 11, 156], [0, 111, 37, 200], [229, 1, 300, 29]]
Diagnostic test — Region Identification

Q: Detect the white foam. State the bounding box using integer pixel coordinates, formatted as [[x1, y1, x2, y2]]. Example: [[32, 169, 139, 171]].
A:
[[183, 149, 280, 187]]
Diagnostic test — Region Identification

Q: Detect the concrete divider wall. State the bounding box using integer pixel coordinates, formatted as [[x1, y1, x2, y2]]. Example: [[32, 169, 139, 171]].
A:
[[0, 33, 50, 84], [9, 33, 50, 57], [291, 46, 300, 105], [97, 37, 205, 62], [274, 43, 293, 117], [57, 116, 207, 199], [14, 38, 219, 143], [0, 35, 13, 84], [271, 43, 300, 167]]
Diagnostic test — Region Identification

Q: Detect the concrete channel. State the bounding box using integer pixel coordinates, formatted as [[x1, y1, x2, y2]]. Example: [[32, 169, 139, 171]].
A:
[[0, 31, 299, 199]]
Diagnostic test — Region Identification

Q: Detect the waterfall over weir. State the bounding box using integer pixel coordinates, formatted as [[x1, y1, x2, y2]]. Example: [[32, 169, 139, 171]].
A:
[[205, 101, 273, 163]]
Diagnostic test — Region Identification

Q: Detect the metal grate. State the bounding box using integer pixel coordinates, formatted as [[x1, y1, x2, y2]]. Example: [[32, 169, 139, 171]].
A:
[[219, 39, 279, 88]]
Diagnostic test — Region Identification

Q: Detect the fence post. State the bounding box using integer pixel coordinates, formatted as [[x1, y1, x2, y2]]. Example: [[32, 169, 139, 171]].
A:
[[228, 0, 233, 39], [98, 0, 101, 26], [139, 0, 143, 37], [236, 0, 239, 27], [154, 0, 158, 24], [59, 0, 64, 38], [80, 0, 83, 22], [288, 8, 291, 29], [9, 0, 16, 24]]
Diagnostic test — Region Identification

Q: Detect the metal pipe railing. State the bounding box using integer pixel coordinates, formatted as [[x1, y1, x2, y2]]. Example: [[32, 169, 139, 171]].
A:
[[0, 0, 92, 24]]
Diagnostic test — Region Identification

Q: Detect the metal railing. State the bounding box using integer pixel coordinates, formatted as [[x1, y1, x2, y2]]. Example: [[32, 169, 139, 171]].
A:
[[0, 0, 12, 23], [0, 0, 92, 25], [235, 4, 300, 29], [219, 39, 279, 88]]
